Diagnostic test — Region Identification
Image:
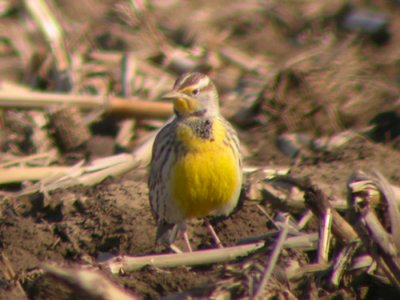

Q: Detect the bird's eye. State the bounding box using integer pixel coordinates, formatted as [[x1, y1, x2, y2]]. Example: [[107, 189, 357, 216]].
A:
[[192, 88, 200, 95]]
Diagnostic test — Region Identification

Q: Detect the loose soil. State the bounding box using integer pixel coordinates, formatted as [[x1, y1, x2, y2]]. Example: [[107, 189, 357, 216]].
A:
[[2, 137, 400, 299], [1, 0, 400, 299]]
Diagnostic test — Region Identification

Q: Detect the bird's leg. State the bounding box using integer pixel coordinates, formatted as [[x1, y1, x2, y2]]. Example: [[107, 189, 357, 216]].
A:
[[182, 229, 193, 252], [167, 230, 192, 253], [205, 219, 223, 248], [169, 244, 183, 254], [156, 221, 188, 253]]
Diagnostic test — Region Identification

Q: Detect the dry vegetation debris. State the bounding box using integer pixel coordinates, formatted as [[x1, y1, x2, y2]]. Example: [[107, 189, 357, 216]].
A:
[[0, 0, 400, 299]]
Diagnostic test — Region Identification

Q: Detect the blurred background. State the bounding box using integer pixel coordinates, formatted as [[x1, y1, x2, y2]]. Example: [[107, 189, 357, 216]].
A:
[[1, 1, 400, 299], [0, 0, 399, 160]]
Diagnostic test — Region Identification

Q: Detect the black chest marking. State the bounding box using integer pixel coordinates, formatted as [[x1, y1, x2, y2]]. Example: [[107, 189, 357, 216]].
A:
[[190, 119, 214, 140]]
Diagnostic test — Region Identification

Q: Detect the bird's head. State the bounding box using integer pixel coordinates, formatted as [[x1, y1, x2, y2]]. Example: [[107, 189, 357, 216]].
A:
[[163, 72, 220, 118]]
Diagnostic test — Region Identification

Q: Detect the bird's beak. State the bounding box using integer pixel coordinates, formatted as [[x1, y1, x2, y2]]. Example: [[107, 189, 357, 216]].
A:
[[163, 90, 185, 100], [163, 90, 196, 115]]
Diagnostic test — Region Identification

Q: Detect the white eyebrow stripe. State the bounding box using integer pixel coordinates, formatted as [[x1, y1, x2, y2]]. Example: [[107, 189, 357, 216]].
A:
[[196, 76, 210, 89]]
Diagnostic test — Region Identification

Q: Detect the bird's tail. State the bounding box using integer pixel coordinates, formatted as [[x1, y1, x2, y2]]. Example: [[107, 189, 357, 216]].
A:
[[155, 221, 179, 246]]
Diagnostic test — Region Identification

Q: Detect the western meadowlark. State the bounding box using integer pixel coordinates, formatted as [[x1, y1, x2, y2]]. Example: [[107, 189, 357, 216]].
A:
[[148, 72, 242, 252]]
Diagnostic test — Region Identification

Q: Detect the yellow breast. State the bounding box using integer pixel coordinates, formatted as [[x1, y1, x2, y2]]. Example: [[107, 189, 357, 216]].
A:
[[170, 119, 240, 219]]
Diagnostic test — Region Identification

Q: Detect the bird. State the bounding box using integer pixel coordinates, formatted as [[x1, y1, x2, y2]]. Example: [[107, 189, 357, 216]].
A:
[[148, 72, 242, 252]]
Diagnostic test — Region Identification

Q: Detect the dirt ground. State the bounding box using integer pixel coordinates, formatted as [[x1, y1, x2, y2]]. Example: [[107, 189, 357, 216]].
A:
[[1, 0, 400, 299]]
